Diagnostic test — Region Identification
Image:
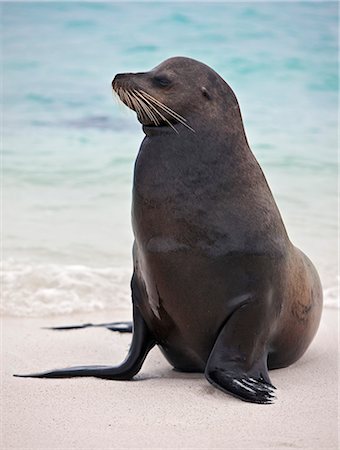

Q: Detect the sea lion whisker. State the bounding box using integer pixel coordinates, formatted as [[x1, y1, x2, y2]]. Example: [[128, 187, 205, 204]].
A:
[[114, 88, 130, 112], [120, 89, 137, 115], [131, 91, 160, 126], [149, 106, 179, 134], [123, 89, 148, 122], [141, 90, 187, 122], [115, 86, 186, 133], [134, 90, 176, 128], [124, 91, 137, 114], [135, 91, 183, 134], [118, 88, 129, 107], [143, 95, 195, 133], [152, 108, 179, 134], [134, 91, 178, 134], [123, 90, 135, 110], [134, 90, 169, 124], [138, 96, 162, 126], [140, 90, 195, 133], [129, 92, 153, 121], [126, 91, 141, 114]]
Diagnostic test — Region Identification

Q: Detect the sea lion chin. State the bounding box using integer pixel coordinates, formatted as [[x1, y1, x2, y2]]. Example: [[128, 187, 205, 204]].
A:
[[15, 56, 323, 405]]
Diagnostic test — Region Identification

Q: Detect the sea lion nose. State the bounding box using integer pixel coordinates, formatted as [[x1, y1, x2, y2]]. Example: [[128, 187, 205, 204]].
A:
[[112, 72, 147, 89], [112, 73, 133, 89]]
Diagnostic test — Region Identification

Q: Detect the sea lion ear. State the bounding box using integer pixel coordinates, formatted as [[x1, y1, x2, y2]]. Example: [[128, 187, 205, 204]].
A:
[[201, 86, 211, 100]]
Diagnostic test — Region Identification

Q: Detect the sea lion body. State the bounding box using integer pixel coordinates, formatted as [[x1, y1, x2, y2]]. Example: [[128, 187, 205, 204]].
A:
[[16, 57, 322, 404], [127, 57, 322, 376]]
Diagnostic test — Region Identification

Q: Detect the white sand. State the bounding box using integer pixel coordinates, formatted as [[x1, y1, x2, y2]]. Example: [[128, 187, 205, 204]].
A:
[[1, 308, 338, 449]]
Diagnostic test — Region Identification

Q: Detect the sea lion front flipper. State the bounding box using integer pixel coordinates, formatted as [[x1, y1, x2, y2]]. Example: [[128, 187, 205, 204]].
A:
[[14, 303, 154, 379], [44, 321, 133, 333], [205, 299, 276, 404]]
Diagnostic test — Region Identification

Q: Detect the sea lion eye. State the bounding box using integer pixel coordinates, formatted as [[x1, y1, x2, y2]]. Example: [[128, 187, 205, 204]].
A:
[[154, 76, 171, 87]]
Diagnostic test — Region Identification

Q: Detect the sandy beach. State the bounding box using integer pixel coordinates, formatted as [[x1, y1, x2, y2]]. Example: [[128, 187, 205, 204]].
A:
[[2, 2, 338, 449], [1, 308, 338, 449]]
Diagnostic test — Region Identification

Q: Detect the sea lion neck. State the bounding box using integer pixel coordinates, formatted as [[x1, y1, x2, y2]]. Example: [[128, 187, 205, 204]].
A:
[[141, 112, 250, 162]]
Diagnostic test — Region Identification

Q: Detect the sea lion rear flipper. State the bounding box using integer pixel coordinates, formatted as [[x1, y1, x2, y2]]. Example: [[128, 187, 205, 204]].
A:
[[205, 299, 276, 404], [44, 321, 133, 333], [14, 303, 154, 379]]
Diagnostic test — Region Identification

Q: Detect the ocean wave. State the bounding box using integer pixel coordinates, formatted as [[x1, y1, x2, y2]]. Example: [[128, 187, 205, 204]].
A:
[[1, 260, 132, 317], [1, 260, 338, 317]]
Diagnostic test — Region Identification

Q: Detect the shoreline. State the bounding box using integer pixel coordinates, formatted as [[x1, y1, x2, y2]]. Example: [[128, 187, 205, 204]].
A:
[[2, 308, 338, 449], [2, 258, 338, 317]]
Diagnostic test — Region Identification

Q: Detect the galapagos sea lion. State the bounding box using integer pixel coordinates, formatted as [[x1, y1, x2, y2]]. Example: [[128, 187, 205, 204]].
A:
[[15, 57, 323, 404]]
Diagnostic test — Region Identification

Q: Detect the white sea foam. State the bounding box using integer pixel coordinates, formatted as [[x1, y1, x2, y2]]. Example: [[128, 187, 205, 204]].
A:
[[323, 284, 339, 309], [1, 259, 338, 317], [1, 259, 132, 317]]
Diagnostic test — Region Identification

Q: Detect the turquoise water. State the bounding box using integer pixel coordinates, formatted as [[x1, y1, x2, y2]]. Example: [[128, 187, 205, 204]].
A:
[[2, 2, 338, 315]]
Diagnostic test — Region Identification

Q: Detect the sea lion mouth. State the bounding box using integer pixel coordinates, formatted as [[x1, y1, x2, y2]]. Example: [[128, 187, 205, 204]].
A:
[[112, 85, 195, 134], [141, 122, 178, 136]]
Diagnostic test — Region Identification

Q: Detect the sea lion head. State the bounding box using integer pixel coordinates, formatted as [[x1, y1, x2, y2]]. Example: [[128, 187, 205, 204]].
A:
[[112, 56, 240, 135]]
